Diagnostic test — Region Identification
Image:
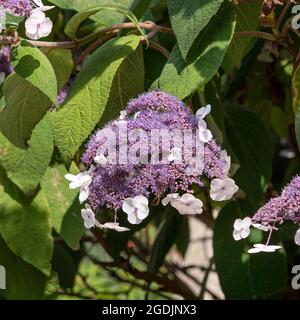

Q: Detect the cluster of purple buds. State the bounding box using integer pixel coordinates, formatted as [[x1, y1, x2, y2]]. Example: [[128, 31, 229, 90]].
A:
[[65, 91, 239, 232], [233, 176, 300, 253], [0, 0, 32, 17], [0, 45, 13, 83], [0, 1, 54, 39]]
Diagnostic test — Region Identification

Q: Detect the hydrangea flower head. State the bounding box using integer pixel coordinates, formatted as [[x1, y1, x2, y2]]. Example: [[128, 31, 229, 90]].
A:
[[82, 91, 231, 212], [252, 176, 300, 226], [234, 176, 300, 253], [67, 91, 238, 229]]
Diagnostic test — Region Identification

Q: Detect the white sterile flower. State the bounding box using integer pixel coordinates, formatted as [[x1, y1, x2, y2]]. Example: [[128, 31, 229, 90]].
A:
[[99, 222, 130, 232], [170, 193, 203, 215], [210, 177, 239, 201], [233, 217, 252, 241], [31, 0, 55, 11], [198, 119, 213, 143], [81, 206, 96, 229], [65, 171, 92, 203], [94, 151, 107, 166], [294, 229, 300, 246], [220, 150, 231, 176], [247, 244, 282, 254], [196, 104, 211, 119], [25, 9, 53, 40], [252, 223, 269, 232], [122, 195, 149, 225], [167, 147, 182, 162], [119, 110, 127, 120], [161, 193, 179, 206]]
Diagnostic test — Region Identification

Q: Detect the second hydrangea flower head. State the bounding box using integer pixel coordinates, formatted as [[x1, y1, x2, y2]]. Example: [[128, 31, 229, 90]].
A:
[[233, 175, 300, 253], [65, 91, 239, 231]]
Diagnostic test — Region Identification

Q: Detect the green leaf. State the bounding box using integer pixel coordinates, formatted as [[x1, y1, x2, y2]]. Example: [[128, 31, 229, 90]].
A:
[[0, 235, 47, 300], [99, 43, 145, 125], [168, 0, 223, 59], [0, 190, 53, 276], [42, 48, 73, 91], [0, 116, 54, 195], [214, 201, 287, 299], [41, 165, 85, 250], [49, 0, 138, 27], [157, 1, 235, 99], [0, 73, 52, 149], [5, 13, 24, 28], [0, 166, 29, 205], [148, 209, 183, 273], [224, 106, 274, 206], [223, 0, 261, 72], [64, 4, 144, 40], [12, 40, 57, 104], [52, 242, 77, 290], [51, 35, 140, 161], [174, 217, 190, 257]]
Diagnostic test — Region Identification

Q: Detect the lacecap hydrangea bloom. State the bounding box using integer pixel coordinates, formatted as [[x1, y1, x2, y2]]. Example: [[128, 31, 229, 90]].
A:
[[233, 175, 300, 253], [0, 0, 54, 39], [65, 91, 239, 231]]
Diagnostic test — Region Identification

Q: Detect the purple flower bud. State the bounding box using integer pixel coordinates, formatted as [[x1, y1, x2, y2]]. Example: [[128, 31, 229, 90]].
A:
[[0, 46, 13, 76]]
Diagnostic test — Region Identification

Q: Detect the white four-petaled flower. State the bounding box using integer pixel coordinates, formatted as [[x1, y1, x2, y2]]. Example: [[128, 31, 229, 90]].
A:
[[161, 193, 179, 206], [220, 150, 231, 176], [122, 195, 149, 224], [65, 171, 92, 203], [81, 206, 96, 229], [196, 104, 211, 119], [165, 193, 203, 215], [198, 119, 213, 143], [233, 217, 252, 241], [31, 0, 55, 11], [25, 9, 53, 40], [247, 244, 282, 254], [210, 177, 239, 201]]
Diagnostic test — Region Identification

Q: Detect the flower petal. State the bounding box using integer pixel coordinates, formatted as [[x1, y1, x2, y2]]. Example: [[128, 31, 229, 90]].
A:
[[242, 217, 252, 228], [133, 195, 149, 206], [137, 204, 149, 220], [233, 219, 243, 231], [247, 247, 262, 254], [233, 230, 242, 241], [79, 187, 89, 203], [240, 228, 250, 239], [122, 198, 135, 215]]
